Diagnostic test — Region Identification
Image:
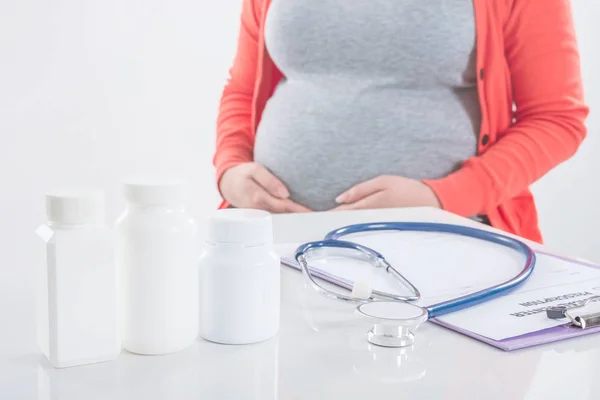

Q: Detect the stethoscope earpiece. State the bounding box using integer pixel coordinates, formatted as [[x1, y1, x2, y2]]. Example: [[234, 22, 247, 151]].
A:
[[351, 280, 373, 300]]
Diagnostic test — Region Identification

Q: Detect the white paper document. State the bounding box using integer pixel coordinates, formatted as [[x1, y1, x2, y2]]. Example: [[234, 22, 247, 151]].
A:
[[277, 231, 600, 341], [437, 277, 600, 340]]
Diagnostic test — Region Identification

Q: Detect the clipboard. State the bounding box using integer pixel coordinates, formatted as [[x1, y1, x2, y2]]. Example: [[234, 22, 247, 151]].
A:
[[279, 243, 600, 352]]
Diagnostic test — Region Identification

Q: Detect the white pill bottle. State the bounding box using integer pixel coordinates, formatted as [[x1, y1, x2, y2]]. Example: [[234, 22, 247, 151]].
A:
[[199, 209, 280, 345], [36, 190, 120, 368], [115, 179, 199, 355]]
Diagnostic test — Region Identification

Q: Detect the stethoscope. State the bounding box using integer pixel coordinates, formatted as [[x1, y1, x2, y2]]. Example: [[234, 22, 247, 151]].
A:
[[294, 222, 536, 347]]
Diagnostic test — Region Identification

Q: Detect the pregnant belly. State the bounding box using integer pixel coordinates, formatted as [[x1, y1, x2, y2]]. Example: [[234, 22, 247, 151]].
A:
[[253, 80, 479, 211]]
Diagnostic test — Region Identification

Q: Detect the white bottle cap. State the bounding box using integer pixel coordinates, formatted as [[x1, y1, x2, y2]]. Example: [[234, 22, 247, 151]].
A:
[[46, 190, 105, 226], [206, 209, 273, 247], [122, 178, 187, 205]]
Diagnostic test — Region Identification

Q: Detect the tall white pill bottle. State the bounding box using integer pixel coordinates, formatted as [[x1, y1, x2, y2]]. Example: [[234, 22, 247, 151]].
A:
[[115, 179, 199, 355]]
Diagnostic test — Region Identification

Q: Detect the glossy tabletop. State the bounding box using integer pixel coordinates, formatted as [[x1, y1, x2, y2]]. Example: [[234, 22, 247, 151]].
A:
[[2, 207, 600, 399]]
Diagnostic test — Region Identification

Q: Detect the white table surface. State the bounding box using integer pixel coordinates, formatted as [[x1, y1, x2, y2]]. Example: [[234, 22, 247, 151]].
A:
[[2, 207, 600, 399]]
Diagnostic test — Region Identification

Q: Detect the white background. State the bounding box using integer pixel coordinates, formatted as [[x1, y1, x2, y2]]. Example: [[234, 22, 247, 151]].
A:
[[0, 0, 598, 347]]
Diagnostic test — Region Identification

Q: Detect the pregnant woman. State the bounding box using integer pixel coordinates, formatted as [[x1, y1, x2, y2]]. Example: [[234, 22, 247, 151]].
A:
[[213, 0, 588, 242]]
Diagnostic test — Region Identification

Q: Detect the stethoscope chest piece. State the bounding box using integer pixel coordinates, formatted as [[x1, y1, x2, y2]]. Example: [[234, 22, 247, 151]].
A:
[[356, 301, 428, 348]]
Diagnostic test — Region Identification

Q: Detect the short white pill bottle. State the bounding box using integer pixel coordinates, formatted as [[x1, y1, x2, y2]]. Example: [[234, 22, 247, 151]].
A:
[[115, 179, 199, 355], [199, 209, 280, 345]]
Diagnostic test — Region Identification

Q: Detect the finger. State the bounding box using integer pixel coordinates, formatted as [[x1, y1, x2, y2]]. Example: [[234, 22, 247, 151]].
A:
[[333, 191, 387, 211], [281, 199, 312, 213], [261, 195, 312, 214], [260, 195, 298, 214], [245, 180, 284, 211], [246, 181, 292, 213], [246, 180, 311, 213], [251, 164, 290, 199], [335, 176, 387, 204]]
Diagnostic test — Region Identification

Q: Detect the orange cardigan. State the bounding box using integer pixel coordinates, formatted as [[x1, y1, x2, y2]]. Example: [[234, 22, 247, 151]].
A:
[[214, 0, 589, 243]]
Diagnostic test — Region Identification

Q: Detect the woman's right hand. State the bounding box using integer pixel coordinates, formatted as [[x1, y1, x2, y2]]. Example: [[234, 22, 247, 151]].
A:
[[219, 162, 311, 213]]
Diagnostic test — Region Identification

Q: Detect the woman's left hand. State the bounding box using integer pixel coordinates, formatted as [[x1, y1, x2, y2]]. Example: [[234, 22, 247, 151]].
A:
[[332, 175, 441, 211]]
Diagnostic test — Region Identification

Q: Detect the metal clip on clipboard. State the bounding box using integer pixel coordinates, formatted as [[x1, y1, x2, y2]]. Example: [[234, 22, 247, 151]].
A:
[[546, 296, 600, 329]]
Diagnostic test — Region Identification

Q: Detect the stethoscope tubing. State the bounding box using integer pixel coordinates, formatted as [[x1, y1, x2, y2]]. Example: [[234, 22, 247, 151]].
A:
[[298, 221, 536, 319]]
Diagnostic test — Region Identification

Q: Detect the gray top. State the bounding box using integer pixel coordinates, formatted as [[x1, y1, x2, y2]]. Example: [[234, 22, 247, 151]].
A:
[[254, 0, 481, 211]]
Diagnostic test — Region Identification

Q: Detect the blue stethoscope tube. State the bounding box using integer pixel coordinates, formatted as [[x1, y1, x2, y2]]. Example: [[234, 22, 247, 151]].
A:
[[296, 222, 536, 319]]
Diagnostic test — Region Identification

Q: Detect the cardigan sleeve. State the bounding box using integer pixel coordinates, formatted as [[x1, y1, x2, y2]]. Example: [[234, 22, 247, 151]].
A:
[[213, 0, 261, 186], [424, 0, 589, 217]]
